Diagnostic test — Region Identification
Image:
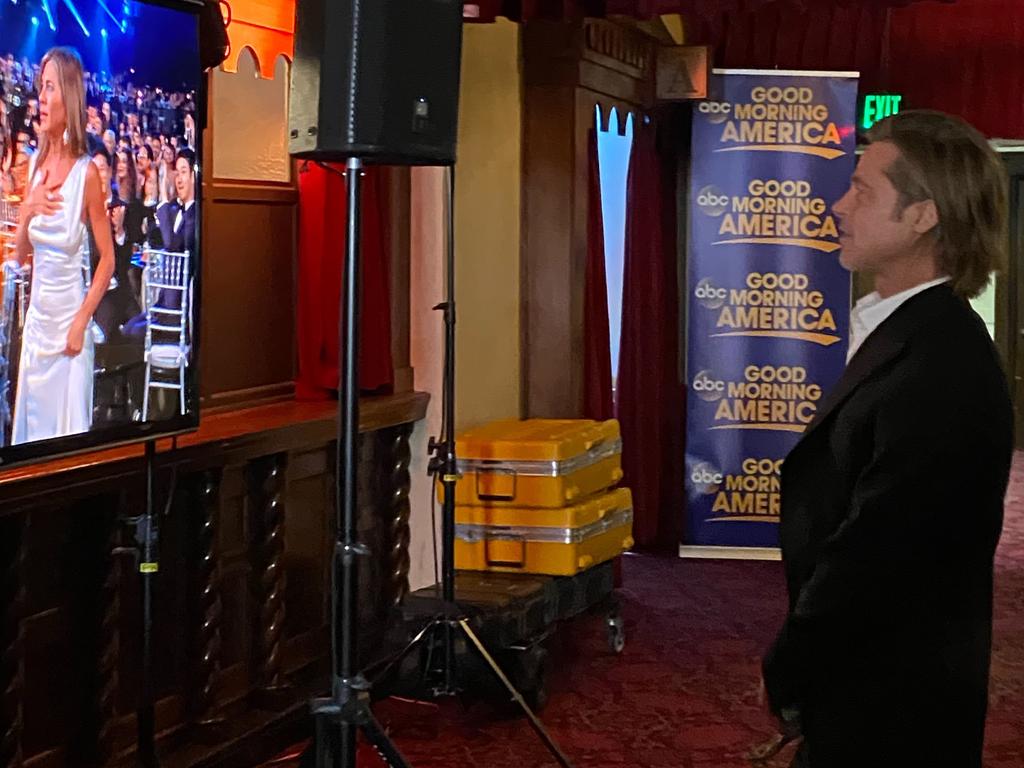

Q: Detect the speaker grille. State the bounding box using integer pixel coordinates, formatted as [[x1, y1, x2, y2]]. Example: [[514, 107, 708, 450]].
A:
[[289, 0, 464, 166]]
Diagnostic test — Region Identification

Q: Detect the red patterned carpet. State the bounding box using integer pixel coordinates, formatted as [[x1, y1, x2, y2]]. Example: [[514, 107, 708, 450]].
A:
[[270, 455, 1024, 768]]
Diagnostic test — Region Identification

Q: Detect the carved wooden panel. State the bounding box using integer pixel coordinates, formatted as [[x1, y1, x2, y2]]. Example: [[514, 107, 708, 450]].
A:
[[0, 516, 25, 768], [94, 514, 122, 764], [583, 19, 651, 76], [193, 469, 225, 728], [0, 411, 420, 767], [282, 447, 331, 674], [250, 452, 289, 699], [522, 18, 658, 417]]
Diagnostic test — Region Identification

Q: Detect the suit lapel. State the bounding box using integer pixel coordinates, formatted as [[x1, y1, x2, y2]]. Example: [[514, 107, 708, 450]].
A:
[[793, 331, 905, 451], [791, 283, 955, 453]]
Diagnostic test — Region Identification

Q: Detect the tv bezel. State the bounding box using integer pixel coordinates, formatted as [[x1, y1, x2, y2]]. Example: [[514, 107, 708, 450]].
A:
[[0, 0, 206, 469]]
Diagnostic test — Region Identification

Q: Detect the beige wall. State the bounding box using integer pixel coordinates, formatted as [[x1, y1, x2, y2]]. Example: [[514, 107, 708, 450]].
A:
[[212, 50, 291, 182], [407, 20, 523, 589], [452, 19, 523, 431]]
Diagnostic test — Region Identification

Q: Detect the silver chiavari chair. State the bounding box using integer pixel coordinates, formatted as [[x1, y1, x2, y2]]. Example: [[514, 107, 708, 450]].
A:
[[0, 257, 30, 447], [0, 198, 18, 263], [1, 198, 25, 445], [141, 248, 190, 420]]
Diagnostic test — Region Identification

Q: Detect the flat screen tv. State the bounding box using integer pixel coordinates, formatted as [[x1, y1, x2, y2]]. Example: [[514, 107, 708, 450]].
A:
[[0, 0, 202, 467]]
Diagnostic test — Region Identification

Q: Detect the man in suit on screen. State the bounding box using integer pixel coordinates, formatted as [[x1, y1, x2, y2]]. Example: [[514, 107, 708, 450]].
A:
[[154, 147, 196, 254], [762, 110, 1014, 768]]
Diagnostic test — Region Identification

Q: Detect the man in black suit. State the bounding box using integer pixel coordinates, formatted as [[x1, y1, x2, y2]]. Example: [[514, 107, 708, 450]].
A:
[[171, 147, 197, 254], [762, 110, 1013, 768], [153, 147, 197, 254]]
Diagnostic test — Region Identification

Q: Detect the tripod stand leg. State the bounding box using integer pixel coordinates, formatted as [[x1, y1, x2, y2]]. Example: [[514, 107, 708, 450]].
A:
[[457, 620, 576, 768], [310, 686, 412, 768], [363, 620, 435, 687], [360, 705, 414, 768]]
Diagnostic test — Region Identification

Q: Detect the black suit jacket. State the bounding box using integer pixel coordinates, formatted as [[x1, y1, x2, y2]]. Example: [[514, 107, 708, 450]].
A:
[[155, 200, 196, 255], [763, 283, 1012, 768], [156, 201, 175, 249], [124, 197, 147, 246], [172, 201, 197, 255]]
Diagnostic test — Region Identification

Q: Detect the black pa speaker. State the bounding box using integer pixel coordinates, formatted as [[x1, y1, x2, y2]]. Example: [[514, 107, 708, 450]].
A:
[[198, 0, 231, 72], [288, 0, 464, 166]]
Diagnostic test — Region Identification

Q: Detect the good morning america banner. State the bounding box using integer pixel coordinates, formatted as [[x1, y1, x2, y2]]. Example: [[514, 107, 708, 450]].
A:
[[683, 70, 858, 554]]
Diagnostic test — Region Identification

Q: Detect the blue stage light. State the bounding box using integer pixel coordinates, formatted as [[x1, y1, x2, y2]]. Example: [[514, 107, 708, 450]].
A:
[[41, 0, 57, 31], [31, 15, 39, 25], [62, 0, 91, 37], [101, 28, 107, 37], [95, 0, 125, 32]]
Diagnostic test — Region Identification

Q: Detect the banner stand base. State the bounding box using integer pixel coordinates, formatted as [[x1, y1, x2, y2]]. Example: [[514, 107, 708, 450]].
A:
[[679, 545, 781, 562]]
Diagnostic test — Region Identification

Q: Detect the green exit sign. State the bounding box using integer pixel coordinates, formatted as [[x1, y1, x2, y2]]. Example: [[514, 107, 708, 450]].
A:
[[862, 93, 903, 130]]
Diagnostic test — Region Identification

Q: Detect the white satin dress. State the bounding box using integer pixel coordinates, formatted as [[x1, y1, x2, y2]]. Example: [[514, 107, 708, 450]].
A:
[[12, 155, 94, 444]]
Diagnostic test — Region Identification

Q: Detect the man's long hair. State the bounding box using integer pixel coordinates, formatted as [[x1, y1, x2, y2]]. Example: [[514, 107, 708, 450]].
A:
[[867, 110, 1008, 299]]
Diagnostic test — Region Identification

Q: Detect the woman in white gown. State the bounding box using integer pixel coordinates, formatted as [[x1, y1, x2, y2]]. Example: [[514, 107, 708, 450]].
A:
[[11, 47, 115, 444]]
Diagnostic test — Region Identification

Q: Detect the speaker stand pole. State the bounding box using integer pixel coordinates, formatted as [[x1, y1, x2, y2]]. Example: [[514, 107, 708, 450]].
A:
[[138, 439, 159, 768], [309, 157, 413, 768], [112, 440, 162, 767]]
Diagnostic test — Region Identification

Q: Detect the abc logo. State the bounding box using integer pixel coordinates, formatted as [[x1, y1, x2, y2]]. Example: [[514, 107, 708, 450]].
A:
[[690, 462, 724, 494], [698, 100, 732, 124], [694, 278, 727, 310], [692, 370, 726, 402], [696, 185, 730, 217]]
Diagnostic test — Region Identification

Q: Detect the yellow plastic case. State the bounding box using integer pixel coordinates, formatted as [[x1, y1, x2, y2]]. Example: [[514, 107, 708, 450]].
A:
[[455, 487, 634, 576], [450, 419, 623, 508]]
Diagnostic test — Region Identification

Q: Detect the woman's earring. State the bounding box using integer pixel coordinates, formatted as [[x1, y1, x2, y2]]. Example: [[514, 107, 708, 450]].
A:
[[62, 128, 69, 146]]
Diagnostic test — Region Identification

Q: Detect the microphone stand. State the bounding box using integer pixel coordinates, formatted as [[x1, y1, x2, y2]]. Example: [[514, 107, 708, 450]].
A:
[[373, 167, 575, 768]]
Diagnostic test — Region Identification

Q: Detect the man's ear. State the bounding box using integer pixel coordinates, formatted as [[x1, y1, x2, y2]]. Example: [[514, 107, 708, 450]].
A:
[[908, 199, 939, 236]]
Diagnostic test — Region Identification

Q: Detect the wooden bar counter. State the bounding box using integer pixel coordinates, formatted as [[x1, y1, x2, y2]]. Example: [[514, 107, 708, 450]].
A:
[[0, 393, 428, 768]]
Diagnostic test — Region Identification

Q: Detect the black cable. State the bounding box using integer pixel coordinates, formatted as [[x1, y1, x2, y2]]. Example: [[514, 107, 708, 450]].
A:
[[163, 463, 178, 518], [316, 160, 348, 180]]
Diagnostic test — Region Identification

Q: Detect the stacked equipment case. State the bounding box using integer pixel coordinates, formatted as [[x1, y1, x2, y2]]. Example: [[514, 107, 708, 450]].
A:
[[451, 419, 634, 576]]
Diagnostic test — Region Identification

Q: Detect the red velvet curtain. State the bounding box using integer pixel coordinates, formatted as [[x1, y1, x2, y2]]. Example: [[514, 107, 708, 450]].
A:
[[463, 0, 945, 23], [887, 0, 1024, 139], [616, 115, 685, 550], [675, 1, 1021, 138], [698, 3, 890, 91], [296, 163, 394, 400], [584, 129, 615, 421]]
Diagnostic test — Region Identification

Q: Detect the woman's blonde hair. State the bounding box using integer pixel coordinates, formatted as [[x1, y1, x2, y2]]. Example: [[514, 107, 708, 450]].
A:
[[866, 110, 1008, 299], [35, 47, 89, 168]]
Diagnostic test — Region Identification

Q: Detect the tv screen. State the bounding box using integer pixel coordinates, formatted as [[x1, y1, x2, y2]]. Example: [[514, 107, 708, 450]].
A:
[[0, 0, 202, 467]]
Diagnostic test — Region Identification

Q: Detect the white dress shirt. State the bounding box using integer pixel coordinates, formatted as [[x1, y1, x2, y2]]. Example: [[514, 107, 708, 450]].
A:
[[173, 199, 194, 234], [846, 276, 951, 363]]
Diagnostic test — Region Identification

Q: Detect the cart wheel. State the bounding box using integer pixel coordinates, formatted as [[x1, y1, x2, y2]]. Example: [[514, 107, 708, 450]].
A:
[[607, 614, 625, 654]]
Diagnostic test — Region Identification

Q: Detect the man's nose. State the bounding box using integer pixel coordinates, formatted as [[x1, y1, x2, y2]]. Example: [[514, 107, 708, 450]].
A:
[[833, 189, 851, 218]]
